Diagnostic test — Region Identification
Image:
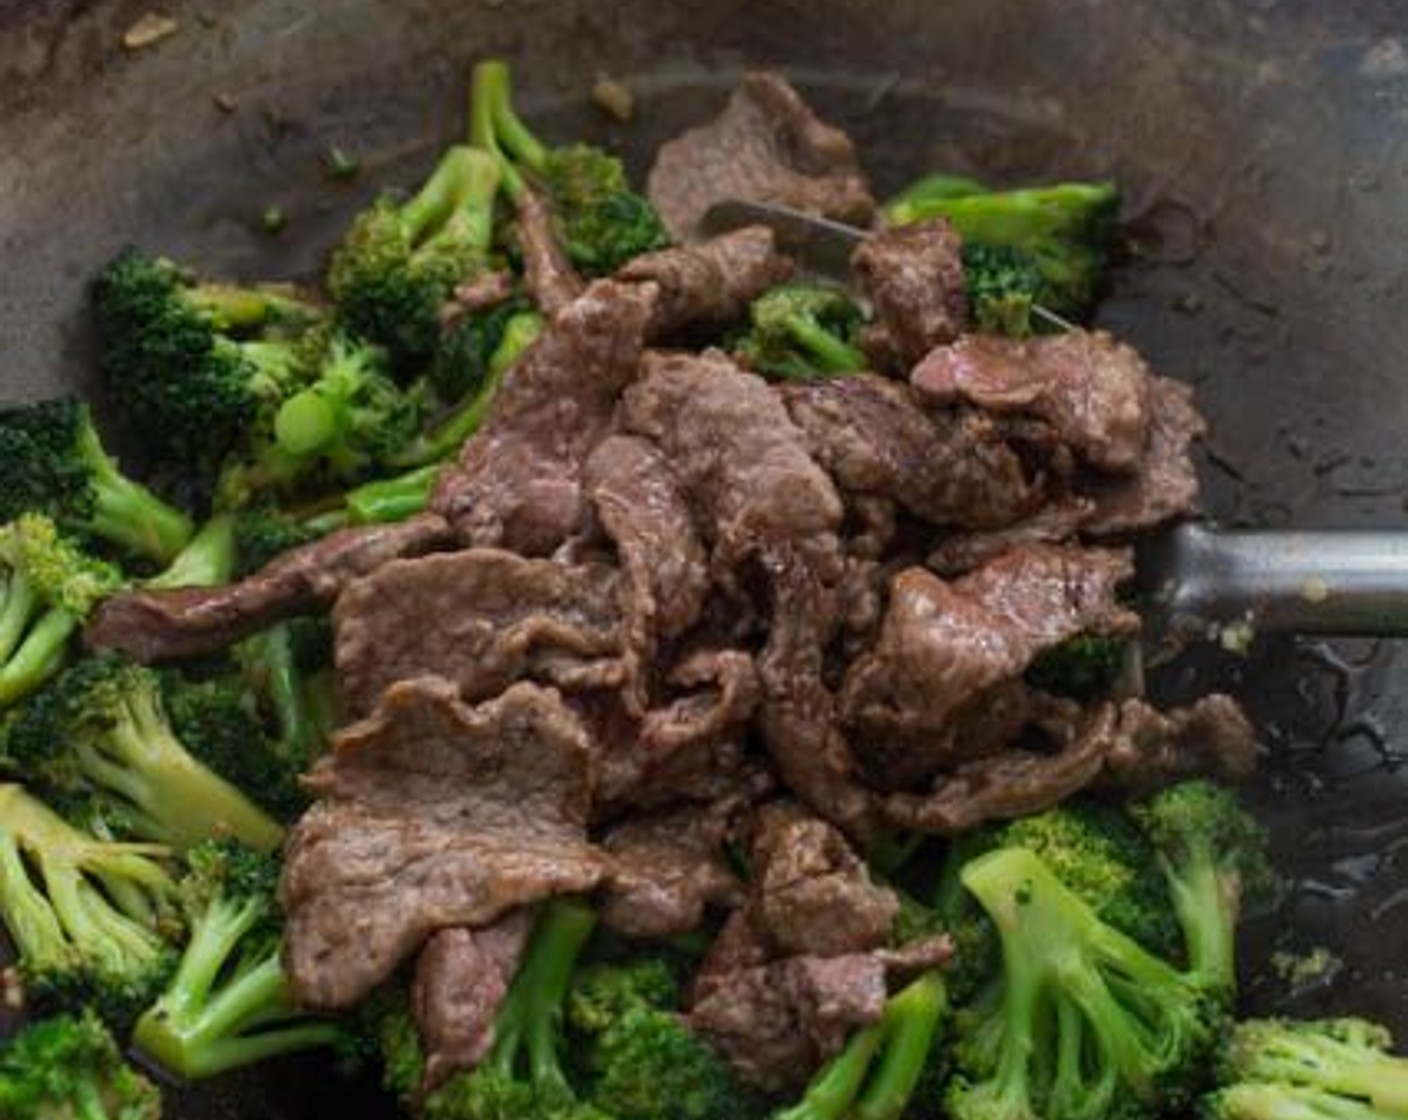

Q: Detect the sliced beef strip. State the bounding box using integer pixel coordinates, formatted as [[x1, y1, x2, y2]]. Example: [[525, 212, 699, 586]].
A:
[[430, 279, 656, 554], [281, 677, 608, 1009], [647, 71, 875, 239], [912, 330, 1154, 473], [1099, 693, 1260, 790], [334, 548, 625, 718], [1083, 375, 1206, 535], [841, 545, 1138, 749], [515, 186, 585, 314], [617, 226, 795, 338], [412, 912, 534, 1093], [782, 374, 1041, 530], [850, 219, 968, 371], [441, 269, 515, 329], [926, 498, 1096, 576], [85, 514, 451, 664]]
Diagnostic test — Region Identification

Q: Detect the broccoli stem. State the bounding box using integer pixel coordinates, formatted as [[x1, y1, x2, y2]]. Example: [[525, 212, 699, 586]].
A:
[[775, 1023, 886, 1120], [471, 59, 546, 195], [74, 420, 193, 564], [0, 568, 38, 662], [146, 515, 236, 591], [0, 608, 77, 708], [0, 825, 68, 961], [1212, 1082, 1388, 1120], [784, 316, 867, 375], [855, 974, 948, 1120], [344, 465, 441, 525], [1163, 839, 1238, 992], [246, 622, 318, 761], [400, 145, 496, 246]]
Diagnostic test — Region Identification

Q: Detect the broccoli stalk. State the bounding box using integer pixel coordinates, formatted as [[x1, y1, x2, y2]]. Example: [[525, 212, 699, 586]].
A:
[[145, 513, 237, 591], [328, 145, 502, 372], [1207, 1018, 1408, 1120], [947, 846, 1222, 1120], [0, 784, 176, 1026], [0, 397, 194, 564], [471, 59, 670, 274], [3, 656, 284, 852], [132, 839, 340, 1080], [777, 973, 948, 1120], [735, 285, 868, 381], [0, 515, 122, 711], [0, 1010, 162, 1120]]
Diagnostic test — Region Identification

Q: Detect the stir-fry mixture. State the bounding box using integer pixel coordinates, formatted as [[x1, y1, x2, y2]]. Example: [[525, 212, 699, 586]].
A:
[[4, 60, 1407, 1120]]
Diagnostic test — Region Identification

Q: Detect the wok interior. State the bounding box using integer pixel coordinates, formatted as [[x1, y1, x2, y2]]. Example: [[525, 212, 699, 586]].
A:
[[4, 0, 1408, 1115]]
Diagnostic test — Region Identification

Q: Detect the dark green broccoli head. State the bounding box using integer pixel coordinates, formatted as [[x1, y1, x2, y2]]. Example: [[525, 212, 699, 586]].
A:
[[568, 958, 680, 1035], [962, 243, 1044, 338], [735, 284, 868, 380], [232, 506, 323, 577], [553, 185, 671, 277], [430, 299, 526, 405], [0, 1009, 162, 1120], [1025, 634, 1128, 702]]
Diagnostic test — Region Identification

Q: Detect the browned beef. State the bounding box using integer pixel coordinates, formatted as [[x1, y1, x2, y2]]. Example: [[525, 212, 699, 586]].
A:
[[430, 279, 655, 554], [617, 227, 794, 337], [412, 913, 533, 1093], [639, 648, 761, 752], [647, 71, 875, 239], [1099, 694, 1260, 789], [1084, 376, 1206, 534], [926, 498, 1096, 576], [334, 549, 624, 718], [515, 187, 585, 314], [441, 270, 515, 329], [851, 219, 967, 370], [782, 374, 1040, 530], [912, 330, 1154, 473], [281, 677, 607, 1009], [85, 514, 451, 663]]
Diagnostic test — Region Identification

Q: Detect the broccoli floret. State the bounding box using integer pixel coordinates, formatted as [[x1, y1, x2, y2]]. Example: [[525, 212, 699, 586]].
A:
[[145, 513, 238, 591], [946, 847, 1223, 1120], [776, 973, 948, 1120], [0, 784, 176, 1026], [1132, 781, 1278, 997], [568, 958, 681, 1033], [734, 285, 868, 381], [0, 397, 194, 564], [1205, 1017, 1408, 1120], [232, 506, 324, 577], [1025, 634, 1128, 703], [93, 247, 322, 468], [0, 1010, 162, 1120], [471, 59, 670, 275], [0, 515, 123, 712], [883, 178, 1119, 316], [961, 243, 1045, 338], [882, 174, 989, 216], [328, 145, 502, 373], [423, 898, 604, 1120], [429, 298, 527, 405], [131, 838, 340, 1080], [3, 656, 284, 852]]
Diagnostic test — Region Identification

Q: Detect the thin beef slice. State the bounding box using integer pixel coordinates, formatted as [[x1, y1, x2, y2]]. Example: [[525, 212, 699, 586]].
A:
[[851, 219, 968, 371]]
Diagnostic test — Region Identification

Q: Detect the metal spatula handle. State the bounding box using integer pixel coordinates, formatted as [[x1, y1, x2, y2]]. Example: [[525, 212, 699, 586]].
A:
[[1139, 523, 1408, 637]]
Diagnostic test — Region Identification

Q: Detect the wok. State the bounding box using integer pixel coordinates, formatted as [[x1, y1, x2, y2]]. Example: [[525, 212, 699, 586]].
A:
[[4, 0, 1408, 1115]]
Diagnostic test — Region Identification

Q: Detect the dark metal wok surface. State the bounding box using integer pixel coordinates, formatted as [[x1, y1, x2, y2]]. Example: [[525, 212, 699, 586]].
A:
[[5, 0, 1408, 1116]]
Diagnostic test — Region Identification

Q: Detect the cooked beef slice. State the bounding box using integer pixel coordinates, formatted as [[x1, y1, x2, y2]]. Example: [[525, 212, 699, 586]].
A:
[[442, 270, 515, 329], [926, 498, 1096, 576], [647, 71, 875, 238], [639, 647, 761, 752], [1084, 375, 1206, 534], [412, 912, 533, 1093], [599, 800, 744, 938], [911, 330, 1154, 473], [617, 226, 794, 337], [85, 514, 452, 663], [782, 374, 1040, 530], [515, 186, 585, 314], [746, 802, 898, 957], [334, 548, 625, 718], [430, 279, 656, 554], [841, 545, 1138, 748], [851, 219, 967, 370], [281, 677, 607, 1009], [1099, 694, 1260, 790]]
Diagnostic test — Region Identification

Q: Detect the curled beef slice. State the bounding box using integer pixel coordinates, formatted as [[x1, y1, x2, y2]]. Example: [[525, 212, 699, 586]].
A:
[[912, 330, 1153, 473], [617, 226, 794, 337], [281, 677, 607, 1009], [647, 71, 875, 239], [926, 497, 1096, 576], [782, 374, 1040, 530], [841, 545, 1138, 747], [1099, 694, 1260, 790], [1084, 375, 1206, 534], [851, 219, 968, 371], [430, 279, 656, 554], [85, 514, 451, 664], [515, 187, 584, 314], [334, 548, 624, 718], [412, 912, 533, 1093]]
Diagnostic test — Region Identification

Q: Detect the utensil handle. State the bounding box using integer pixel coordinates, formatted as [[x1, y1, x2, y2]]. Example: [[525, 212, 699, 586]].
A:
[[1148, 523, 1408, 635]]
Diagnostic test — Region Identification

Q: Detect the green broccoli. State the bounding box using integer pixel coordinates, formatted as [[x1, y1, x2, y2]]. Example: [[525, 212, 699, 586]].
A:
[[883, 178, 1119, 316], [328, 144, 502, 373], [1133, 781, 1278, 997], [428, 297, 528, 406], [776, 973, 948, 1120], [1205, 1017, 1408, 1120], [882, 174, 990, 216], [145, 513, 238, 591], [231, 505, 324, 577], [961, 243, 1045, 337], [0, 784, 176, 1027], [0, 1010, 162, 1120], [132, 838, 340, 1080], [946, 846, 1224, 1120], [734, 285, 868, 380], [92, 247, 323, 468], [1025, 634, 1129, 703], [2, 656, 284, 852], [0, 397, 194, 564], [471, 59, 670, 275], [0, 515, 123, 712]]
